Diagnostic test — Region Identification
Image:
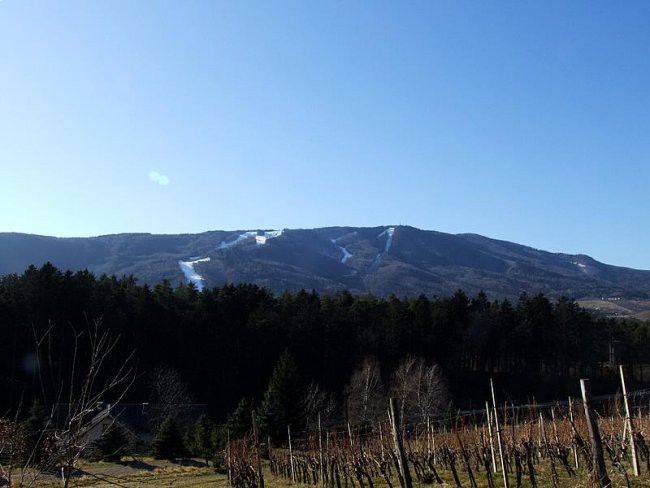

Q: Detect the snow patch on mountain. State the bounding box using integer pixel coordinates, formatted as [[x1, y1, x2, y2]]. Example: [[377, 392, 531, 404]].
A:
[[572, 262, 587, 269], [331, 239, 353, 264], [339, 246, 353, 264], [178, 257, 211, 291], [218, 229, 284, 249], [369, 227, 396, 272], [218, 231, 257, 250], [256, 229, 284, 245], [369, 253, 382, 271], [378, 227, 396, 253]]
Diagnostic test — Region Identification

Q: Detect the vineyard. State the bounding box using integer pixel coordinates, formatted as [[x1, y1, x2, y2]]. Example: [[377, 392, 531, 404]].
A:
[[226, 371, 650, 488]]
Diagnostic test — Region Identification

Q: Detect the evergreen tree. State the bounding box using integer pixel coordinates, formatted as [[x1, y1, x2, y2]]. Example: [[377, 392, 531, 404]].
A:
[[257, 351, 303, 442], [1, 261, 646, 416], [225, 398, 252, 440], [151, 416, 186, 460], [93, 424, 129, 461], [21, 400, 47, 462], [185, 414, 215, 466]]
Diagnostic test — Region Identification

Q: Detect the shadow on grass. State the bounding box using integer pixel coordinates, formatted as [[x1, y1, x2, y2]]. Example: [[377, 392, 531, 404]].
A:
[[118, 459, 157, 471], [174, 458, 209, 468]]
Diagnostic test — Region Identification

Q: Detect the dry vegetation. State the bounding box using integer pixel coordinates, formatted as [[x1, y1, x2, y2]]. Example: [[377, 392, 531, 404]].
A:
[[579, 300, 650, 320], [228, 388, 650, 488]]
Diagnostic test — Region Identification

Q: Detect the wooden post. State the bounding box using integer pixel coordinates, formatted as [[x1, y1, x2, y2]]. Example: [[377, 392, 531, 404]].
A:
[[326, 430, 330, 457], [227, 430, 232, 487], [379, 422, 385, 462], [288, 424, 296, 484], [510, 402, 516, 455], [550, 408, 560, 445], [486, 402, 497, 473], [432, 426, 437, 465], [620, 365, 640, 476], [580, 379, 611, 487], [389, 397, 413, 488], [347, 421, 354, 450], [319, 413, 325, 486], [426, 416, 431, 456], [251, 410, 265, 488], [490, 379, 509, 488], [568, 397, 579, 470]]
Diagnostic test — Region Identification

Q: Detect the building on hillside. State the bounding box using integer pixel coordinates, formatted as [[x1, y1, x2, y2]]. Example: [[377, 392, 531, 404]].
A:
[[52, 403, 208, 455]]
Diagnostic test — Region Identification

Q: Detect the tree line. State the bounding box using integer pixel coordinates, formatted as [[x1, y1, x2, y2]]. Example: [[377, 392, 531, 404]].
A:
[[1, 263, 649, 426]]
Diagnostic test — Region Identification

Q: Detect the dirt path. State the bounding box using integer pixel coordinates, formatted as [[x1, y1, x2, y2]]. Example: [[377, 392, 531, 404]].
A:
[[34, 458, 223, 487]]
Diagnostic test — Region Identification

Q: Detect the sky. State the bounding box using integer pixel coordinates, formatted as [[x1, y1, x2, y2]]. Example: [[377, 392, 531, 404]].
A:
[[1, 1, 650, 269]]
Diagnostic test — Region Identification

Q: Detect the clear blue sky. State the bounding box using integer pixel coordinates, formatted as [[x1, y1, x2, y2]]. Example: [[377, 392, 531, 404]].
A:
[[2, 1, 649, 269]]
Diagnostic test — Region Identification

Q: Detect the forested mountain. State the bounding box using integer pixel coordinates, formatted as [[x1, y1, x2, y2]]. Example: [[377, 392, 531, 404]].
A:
[[1, 226, 650, 300], [1, 264, 649, 421]]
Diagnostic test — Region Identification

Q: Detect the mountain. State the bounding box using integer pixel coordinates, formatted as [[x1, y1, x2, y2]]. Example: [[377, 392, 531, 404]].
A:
[[1, 226, 649, 300]]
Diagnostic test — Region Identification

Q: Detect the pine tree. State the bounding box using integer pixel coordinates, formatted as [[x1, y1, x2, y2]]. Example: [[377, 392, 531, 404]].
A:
[[151, 416, 186, 460], [225, 398, 252, 440], [185, 415, 215, 466], [21, 400, 47, 462], [257, 351, 303, 442], [93, 424, 129, 461]]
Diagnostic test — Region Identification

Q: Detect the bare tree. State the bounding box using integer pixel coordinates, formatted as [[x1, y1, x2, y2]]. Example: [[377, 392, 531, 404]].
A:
[[4, 318, 138, 488], [301, 381, 337, 432], [0, 418, 26, 486], [412, 358, 449, 424], [345, 357, 385, 426], [55, 319, 136, 486], [150, 366, 194, 406], [390, 356, 449, 427], [390, 355, 418, 428], [148, 366, 195, 429]]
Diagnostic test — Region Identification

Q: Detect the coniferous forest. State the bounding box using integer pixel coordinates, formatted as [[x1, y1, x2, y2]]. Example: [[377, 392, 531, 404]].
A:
[[1, 263, 649, 424]]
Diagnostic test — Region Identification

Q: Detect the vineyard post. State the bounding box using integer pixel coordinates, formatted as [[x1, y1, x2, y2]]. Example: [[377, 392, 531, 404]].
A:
[[288, 424, 296, 484], [486, 402, 497, 473], [389, 397, 413, 488], [490, 379, 510, 488], [252, 410, 265, 488], [426, 416, 431, 456], [580, 379, 611, 487], [347, 422, 354, 450], [319, 413, 325, 487], [568, 397, 579, 470], [432, 424, 437, 465], [510, 402, 516, 453], [326, 430, 330, 459], [537, 414, 543, 456], [227, 430, 232, 488], [550, 408, 560, 445], [620, 365, 640, 476]]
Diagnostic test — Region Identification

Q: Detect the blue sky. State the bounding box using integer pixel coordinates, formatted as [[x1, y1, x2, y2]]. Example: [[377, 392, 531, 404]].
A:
[[1, 1, 649, 269]]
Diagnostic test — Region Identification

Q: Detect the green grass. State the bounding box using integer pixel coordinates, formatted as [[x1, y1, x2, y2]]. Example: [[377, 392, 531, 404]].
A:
[[24, 457, 650, 487]]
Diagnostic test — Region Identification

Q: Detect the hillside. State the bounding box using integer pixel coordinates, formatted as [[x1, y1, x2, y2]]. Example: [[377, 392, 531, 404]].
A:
[[1, 226, 649, 300]]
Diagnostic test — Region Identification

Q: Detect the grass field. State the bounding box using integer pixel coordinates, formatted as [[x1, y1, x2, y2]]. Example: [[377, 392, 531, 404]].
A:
[[26, 458, 650, 488], [578, 299, 650, 320], [30, 458, 223, 487]]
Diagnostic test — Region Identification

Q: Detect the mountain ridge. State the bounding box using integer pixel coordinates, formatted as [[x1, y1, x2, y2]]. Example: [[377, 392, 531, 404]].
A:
[[1, 226, 649, 300]]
